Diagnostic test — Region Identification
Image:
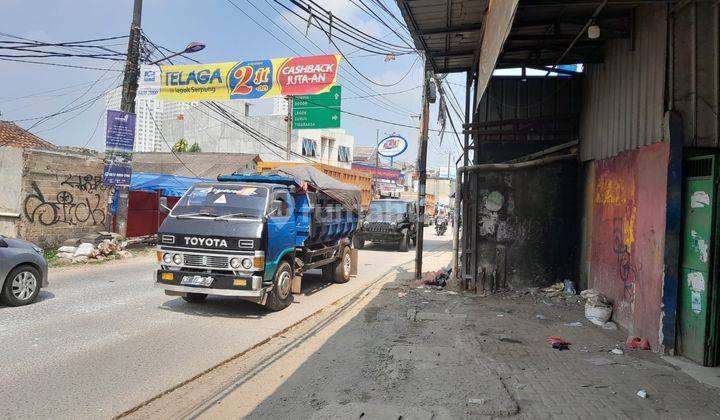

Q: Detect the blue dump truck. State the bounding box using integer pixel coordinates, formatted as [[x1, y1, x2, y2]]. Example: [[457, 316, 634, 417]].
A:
[[154, 166, 361, 311]]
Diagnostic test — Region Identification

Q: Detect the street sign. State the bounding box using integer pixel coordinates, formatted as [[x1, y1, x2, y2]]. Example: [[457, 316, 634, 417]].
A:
[[293, 86, 341, 129]]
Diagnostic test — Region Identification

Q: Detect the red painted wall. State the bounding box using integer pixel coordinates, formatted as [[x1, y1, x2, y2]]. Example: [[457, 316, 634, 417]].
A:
[[588, 141, 669, 349], [125, 192, 179, 238]]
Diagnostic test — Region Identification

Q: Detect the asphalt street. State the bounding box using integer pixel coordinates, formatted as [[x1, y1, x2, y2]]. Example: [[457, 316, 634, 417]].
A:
[[0, 231, 451, 419]]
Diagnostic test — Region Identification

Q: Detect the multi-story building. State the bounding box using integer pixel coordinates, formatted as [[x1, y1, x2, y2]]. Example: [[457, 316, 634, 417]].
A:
[[104, 89, 355, 168]]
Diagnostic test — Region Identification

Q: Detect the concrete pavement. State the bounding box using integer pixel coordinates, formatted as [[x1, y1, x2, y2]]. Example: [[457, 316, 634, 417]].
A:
[[0, 232, 452, 419]]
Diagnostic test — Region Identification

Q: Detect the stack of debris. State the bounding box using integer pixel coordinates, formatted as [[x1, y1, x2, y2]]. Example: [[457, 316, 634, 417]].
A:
[[415, 267, 451, 288], [580, 289, 616, 329], [55, 232, 131, 265]]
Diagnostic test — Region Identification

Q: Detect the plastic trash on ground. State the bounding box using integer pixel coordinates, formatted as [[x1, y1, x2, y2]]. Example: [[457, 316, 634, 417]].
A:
[[581, 289, 613, 326]]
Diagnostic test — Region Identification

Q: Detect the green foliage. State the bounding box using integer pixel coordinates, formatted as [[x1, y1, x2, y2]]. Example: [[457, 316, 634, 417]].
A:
[[172, 139, 188, 153], [188, 142, 202, 153]]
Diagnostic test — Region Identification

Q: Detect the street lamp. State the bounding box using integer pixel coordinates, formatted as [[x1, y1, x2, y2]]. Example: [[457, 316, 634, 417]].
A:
[[150, 41, 205, 65]]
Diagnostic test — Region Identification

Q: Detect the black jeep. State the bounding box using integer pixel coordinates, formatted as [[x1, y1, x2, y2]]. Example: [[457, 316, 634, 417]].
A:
[[353, 199, 417, 252]]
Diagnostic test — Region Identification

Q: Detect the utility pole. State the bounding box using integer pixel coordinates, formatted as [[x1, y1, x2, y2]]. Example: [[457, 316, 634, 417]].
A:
[[415, 70, 431, 280], [375, 128, 379, 167], [286, 96, 293, 160], [115, 0, 143, 237]]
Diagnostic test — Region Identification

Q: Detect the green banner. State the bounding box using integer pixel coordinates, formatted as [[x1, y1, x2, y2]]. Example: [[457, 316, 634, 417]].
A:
[[293, 86, 341, 129]]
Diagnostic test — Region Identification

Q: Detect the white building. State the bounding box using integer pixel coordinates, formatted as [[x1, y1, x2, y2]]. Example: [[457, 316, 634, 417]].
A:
[[272, 96, 289, 116], [104, 88, 355, 168]]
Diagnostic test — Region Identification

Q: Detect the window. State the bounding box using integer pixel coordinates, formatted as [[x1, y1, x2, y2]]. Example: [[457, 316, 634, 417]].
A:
[[338, 146, 350, 163], [302, 138, 318, 157]]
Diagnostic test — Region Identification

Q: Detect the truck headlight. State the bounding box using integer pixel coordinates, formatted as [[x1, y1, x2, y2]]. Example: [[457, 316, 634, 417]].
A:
[[241, 258, 253, 269], [172, 254, 182, 265], [363, 221, 369, 227], [163, 253, 172, 264], [230, 257, 241, 269]]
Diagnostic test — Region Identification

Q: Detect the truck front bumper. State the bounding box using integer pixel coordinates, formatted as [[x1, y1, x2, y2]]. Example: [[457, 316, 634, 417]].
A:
[[359, 231, 402, 242], [155, 270, 265, 298]]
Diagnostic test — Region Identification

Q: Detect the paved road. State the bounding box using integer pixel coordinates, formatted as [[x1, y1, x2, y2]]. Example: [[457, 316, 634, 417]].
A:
[[0, 232, 451, 419]]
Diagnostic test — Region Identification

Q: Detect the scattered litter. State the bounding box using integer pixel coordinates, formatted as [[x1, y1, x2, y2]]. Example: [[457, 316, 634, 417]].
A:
[[610, 348, 624, 355], [535, 314, 547, 320], [627, 337, 651, 350], [564, 321, 583, 327], [585, 357, 616, 366], [528, 287, 539, 295], [582, 289, 613, 326], [540, 282, 565, 298], [564, 279, 577, 296], [421, 301, 429, 304], [513, 383, 527, 390], [415, 268, 451, 287], [546, 336, 572, 351], [499, 336, 522, 344], [637, 389, 648, 399], [445, 291, 459, 295], [602, 321, 618, 330], [497, 314, 505, 317], [397, 292, 407, 298], [468, 398, 485, 405]]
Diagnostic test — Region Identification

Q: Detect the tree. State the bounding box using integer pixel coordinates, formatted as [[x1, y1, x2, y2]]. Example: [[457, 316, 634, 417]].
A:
[[172, 139, 188, 153], [188, 142, 202, 153]]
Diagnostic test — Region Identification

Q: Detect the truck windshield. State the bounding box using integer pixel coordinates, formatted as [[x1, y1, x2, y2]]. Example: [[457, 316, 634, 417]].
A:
[[369, 201, 407, 214], [171, 184, 268, 219]]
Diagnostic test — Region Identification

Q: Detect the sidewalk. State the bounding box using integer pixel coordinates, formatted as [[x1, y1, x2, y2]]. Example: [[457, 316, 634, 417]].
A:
[[127, 249, 720, 419]]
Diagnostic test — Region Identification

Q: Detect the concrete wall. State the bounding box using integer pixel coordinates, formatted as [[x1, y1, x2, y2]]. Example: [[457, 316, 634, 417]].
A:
[[586, 141, 669, 349], [0, 147, 24, 237], [18, 149, 111, 248], [461, 159, 578, 292]]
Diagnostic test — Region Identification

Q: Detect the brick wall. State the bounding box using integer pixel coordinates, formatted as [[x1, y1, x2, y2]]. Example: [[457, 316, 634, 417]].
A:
[[18, 149, 111, 248]]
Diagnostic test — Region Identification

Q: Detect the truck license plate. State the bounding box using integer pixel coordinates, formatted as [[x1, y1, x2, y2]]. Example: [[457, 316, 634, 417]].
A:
[[181, 275, 214, 287]]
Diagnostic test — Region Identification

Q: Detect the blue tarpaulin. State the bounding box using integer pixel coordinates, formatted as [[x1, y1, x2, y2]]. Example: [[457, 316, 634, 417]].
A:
[[111, 172, 212, 214]]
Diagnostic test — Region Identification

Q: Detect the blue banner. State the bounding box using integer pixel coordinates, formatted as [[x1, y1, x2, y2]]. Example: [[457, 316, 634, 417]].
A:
[[102, 110, 136, 186]]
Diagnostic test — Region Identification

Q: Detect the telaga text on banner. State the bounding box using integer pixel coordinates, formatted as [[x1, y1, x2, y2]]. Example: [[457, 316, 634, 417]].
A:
[[137, 54, 341, 102]]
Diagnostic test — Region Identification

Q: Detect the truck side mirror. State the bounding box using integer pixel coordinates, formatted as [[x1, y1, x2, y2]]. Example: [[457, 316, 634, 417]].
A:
[[159, 196, 171, 213]]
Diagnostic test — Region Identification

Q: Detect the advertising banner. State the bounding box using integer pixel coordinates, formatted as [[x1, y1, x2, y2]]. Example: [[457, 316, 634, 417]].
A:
[[102, 110, 135, 186], [138, 54, 341, 102], [377, 135, 408, 158], [351, 163, 401, 181]]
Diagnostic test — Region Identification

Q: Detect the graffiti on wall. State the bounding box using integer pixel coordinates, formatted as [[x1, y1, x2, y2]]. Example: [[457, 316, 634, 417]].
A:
[[60, 174, 110, 194], [596, 171, 641, 300], [23, 178, 107, 227]]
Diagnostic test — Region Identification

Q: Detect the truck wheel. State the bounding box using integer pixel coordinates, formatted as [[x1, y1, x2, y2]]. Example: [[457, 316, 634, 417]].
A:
[[332, 246, 352, 283], [353, 235, 365, 249], [265, 261, 293, 311], [182, 293, 207, 303], [398, 230, 409, 252]]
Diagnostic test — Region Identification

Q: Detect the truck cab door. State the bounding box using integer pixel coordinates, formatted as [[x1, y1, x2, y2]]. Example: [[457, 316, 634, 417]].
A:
[[266, 190, 296, 278]]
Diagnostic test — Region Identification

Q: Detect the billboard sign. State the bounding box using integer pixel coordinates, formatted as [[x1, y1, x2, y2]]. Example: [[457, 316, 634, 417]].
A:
[[377, 135, 408, 158], [102, 110, 135, 186], [293, 86, 341, 129], [351, 163, 401, 181], [137, 54, 341, 102]]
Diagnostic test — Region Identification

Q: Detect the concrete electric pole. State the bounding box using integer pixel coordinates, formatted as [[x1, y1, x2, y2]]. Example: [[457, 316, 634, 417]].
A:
[[286, 96, 293, 160], [415, 70, 431, 280], [115, 0, 143, 237]]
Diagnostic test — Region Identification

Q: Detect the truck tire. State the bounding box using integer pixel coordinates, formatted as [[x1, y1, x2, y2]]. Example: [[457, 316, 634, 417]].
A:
[[398, 230, 409, 252], [265, 261, 293, 311], [332, 246, 352, 283], [353, 235, 365, 249], [182, 293, 207, 303]]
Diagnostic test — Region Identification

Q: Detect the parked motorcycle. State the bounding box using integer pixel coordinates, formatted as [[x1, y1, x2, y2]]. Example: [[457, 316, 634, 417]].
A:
[[435, 217, 448, 236]]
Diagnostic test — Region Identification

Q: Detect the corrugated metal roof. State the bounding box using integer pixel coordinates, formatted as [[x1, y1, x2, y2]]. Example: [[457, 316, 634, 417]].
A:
[[579, 4, 667, 161], [396, 0, 488, 73]]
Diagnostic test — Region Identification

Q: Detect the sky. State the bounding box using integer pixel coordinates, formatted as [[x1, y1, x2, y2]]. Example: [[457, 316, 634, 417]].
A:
[[0, 0, 468, 171]]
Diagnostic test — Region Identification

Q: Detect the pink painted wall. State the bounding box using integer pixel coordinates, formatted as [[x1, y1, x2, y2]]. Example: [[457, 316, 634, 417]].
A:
[[588, 141, 669, 349]]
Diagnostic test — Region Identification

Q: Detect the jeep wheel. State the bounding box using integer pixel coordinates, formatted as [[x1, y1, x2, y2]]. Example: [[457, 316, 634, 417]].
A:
[[353, 235, 365, 249], [182, 293, 207, 303], [265, 261, 293, 311], [398, 230, 409, 252]]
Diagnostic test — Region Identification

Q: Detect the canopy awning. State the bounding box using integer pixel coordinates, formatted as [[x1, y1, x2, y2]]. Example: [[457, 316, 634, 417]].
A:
[[129, 172, 212, 197]]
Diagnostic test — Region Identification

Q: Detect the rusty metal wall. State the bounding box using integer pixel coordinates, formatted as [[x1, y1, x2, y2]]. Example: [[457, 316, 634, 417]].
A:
[[673, 1, 720, 148], [579, 4, 668, 162]]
